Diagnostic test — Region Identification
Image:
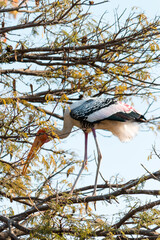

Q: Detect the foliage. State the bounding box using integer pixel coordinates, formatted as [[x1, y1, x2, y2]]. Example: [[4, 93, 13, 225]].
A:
[[0, 0, 160, 239]]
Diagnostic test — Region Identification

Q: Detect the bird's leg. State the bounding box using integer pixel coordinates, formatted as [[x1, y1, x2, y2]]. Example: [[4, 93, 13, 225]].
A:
[[92, 128, 102, 197], [69, 132, 88, 195]]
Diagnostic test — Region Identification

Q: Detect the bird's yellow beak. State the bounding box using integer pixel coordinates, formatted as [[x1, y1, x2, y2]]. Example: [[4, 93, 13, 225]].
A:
[[22, 129, 50, 175]]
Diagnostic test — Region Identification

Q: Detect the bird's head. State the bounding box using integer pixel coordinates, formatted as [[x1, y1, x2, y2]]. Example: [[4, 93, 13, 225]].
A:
[[22, 128, 53, 175], [35, 128, 51, 145], [30, 128, 51, 151]]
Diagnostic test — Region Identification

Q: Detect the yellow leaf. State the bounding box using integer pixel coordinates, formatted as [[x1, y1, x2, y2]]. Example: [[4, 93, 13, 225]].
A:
[[67, 166, 75, 177], [61, 159, 66, 165], [88, 90, 92, 96], [10, 10, 18, 18], [150, 43, 155, 52], [157, 125, 160, 131], [50, 155, 56, 166], [48, 66, 55, 69]]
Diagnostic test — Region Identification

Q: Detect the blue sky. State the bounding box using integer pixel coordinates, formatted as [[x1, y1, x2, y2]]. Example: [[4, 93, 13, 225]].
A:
[[93, 0, 160, 18]]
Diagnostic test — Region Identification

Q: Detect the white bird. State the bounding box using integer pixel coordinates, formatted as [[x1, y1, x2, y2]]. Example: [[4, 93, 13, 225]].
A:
[[22, 97, 146, 196]]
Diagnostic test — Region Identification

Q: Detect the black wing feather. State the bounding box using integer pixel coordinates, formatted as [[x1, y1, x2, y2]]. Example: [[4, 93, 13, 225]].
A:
[[106, 112, 146, 122]]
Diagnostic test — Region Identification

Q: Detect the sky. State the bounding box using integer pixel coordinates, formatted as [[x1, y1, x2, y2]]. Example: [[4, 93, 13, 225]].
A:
[[94, 0, 160, 18]]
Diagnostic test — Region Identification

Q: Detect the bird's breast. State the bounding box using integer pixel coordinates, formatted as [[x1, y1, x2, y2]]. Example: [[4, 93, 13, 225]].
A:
[[80, 121, 94, 131], [71, 118, 94, 132]]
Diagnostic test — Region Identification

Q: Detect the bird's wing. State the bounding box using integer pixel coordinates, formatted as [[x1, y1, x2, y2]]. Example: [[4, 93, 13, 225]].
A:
[[87, 101, 145, 123], [71, 99, 145, 123], [70, 98, 116, 122]]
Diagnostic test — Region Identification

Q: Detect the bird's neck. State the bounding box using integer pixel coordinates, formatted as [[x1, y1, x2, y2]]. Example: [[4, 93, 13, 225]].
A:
[[53, 111, 73, 139]]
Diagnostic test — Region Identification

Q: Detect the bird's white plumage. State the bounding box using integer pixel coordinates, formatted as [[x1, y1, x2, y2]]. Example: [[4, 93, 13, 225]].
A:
[[95, 120, 140, 142]]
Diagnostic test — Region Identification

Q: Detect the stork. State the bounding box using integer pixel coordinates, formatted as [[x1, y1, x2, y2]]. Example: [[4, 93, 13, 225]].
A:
[[22, 98, 146, 196]]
